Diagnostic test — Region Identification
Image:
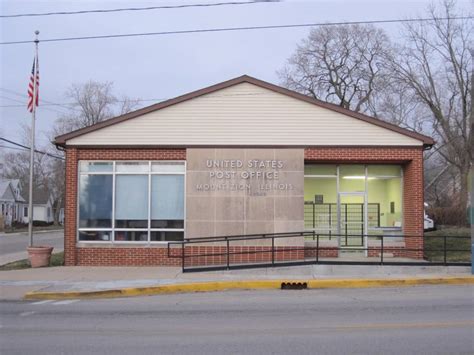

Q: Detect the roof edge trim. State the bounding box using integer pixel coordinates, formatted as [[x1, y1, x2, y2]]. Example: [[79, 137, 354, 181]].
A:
[[54, 75, 435, 147]]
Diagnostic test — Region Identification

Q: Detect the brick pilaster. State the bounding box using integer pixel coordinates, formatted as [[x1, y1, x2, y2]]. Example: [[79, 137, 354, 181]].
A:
[[64, 147, 78, 266]]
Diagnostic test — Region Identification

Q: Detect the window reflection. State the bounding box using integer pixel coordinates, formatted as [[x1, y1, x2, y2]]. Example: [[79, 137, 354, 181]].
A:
[[78, 161, 185, 243], [115, 175, 148, 228], [79, 175, 113, 228]]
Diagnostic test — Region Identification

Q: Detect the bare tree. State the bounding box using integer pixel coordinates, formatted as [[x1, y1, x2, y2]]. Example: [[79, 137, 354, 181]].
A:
[[47, 156, 65, 225], [2, 124, 60, 225], [48, 81, 140, 224], [278, 24, 392, 113], [374, 81, 432, 132], [390, 0, 472, 223], [53, 80, 140, 136], [3, 123, 51, 190]]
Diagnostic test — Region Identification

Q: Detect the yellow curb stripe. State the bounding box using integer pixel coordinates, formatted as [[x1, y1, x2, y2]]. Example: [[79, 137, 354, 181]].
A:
[[335, 320, 474, 331], [23, 276, 474, 300]]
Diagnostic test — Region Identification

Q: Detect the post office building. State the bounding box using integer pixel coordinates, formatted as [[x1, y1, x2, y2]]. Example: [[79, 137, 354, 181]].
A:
[[54, 75, 434, 267]]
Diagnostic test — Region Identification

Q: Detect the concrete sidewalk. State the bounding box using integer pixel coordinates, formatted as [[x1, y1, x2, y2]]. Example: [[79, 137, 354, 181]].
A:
[[1, 264, 472, 300]]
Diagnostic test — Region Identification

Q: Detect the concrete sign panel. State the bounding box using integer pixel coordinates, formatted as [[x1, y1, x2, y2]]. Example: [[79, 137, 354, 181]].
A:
[[186, 148, 304, 245]]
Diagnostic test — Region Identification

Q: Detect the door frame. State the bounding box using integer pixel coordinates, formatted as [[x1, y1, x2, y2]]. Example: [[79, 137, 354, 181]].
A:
[[337, 191, 368, 254]]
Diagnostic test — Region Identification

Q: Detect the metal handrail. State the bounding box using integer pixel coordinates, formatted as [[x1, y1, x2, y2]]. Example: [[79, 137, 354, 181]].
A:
[[165, 232, 471, 272], [182, 230, 315, 242], [171, 231, 451, 245], [180, 231, 468, 243]]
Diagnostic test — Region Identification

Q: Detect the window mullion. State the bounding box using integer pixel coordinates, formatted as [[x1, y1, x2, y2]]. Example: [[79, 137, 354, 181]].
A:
[[148, 162, 151, 244], [112, 161, 116, 244]]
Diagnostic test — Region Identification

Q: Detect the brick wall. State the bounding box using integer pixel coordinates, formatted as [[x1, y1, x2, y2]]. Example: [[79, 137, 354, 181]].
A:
[[77, 246, 183, 266], [368, 247, 409, 258], [65, 146, 425, 266], [402, 157, 425, 258], [64, 148, 78, 266], [64, 148, 186, 266], [304, 146, 422, 163], [304, 248, 339, 258], [183, 246, 306, 268], [74, 245, 306, 267]]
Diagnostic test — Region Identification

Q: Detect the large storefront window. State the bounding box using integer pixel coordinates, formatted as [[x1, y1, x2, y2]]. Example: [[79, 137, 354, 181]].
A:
[[367, 165, 402, 231], [78, 161, 185, 243], [304, 165, 337, 235], [304, 164, 403, 243]]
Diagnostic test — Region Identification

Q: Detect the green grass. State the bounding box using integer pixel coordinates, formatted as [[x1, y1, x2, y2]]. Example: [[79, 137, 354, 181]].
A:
[[49, 252, 64, 266], [424, 227, 471, 263], [424, 227, 470, 237], [0, 252, 64, 271]]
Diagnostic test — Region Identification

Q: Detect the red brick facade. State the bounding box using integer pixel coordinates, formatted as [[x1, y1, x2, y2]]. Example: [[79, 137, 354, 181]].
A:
[[367, 246, 408, 258], [64, 146, 425, 266], [64, 148, 186, 266], [184, 246, 306, 268]]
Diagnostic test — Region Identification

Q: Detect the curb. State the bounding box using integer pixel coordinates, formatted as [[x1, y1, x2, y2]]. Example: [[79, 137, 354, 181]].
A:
[[23, 276, 474, 300], [1, 229, 64, 236]]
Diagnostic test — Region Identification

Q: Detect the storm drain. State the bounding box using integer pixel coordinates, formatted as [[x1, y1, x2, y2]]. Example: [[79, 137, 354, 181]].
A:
[[281, 282, 308, 290]]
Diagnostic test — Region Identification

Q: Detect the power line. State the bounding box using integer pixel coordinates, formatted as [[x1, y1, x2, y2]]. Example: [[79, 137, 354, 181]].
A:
[[0, 145, 28, 152], [0, 88, 65, 106], [0, 94, 25, 104], [0, 97, 168, 108], [0, 137, 65, 160], [0, 1, 272, 18], [1, 16, 472, 45], [0, 92, 270, 108], [0, 94, 66, 115], [0, 88, 72, 112]]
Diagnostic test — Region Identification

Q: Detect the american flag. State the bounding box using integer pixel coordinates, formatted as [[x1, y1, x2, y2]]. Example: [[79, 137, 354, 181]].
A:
[[27, 57, 39, 112]]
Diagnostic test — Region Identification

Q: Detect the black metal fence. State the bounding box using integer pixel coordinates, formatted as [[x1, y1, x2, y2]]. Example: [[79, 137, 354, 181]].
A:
[[167, 232, 471, 272]]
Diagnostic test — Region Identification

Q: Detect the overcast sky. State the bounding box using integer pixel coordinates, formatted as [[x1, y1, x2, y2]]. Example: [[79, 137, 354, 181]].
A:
[[1, 0, 472, 149]]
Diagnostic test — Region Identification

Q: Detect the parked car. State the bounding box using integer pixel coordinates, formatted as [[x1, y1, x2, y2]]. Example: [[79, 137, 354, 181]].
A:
[[424, 202, 435, 231]]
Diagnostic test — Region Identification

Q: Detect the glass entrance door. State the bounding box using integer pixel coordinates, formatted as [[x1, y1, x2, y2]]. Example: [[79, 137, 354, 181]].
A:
[[338, 193, 366, 248]]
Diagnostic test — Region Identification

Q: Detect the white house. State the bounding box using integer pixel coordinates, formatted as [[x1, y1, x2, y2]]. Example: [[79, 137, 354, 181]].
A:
[[0, 179, 27, 226], [22, 187, 55, 224], [9, 179, 27, 222]]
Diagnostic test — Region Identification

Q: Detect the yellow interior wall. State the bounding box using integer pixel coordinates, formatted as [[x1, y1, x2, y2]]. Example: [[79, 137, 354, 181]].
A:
[[368, 179, 387, 226], [386, 178, 402, 226], [304, 178, 337, 203], [304, 165, 403, 229], [368, 177, 402, 227]]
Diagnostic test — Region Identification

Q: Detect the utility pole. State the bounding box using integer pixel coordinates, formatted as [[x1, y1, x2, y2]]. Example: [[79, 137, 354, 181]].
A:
[[470, 51, 473, 275], [28, 30, 39, 247]]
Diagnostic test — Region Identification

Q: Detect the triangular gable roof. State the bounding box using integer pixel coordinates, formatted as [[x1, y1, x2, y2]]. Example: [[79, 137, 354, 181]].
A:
[[1, 179, 26, 203], [0, 180, 15, 202], [9, 179, 21, 190], [54, 75, 434, 147], [22, 186, 52, 205]]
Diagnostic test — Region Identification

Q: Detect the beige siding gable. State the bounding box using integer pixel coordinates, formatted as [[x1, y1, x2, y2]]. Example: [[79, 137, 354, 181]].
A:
[[67, 82, 422, 146]]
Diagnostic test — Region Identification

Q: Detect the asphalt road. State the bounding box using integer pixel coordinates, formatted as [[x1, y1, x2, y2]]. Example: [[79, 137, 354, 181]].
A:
[[1, 285, 473, 355], [0, 230, 64, 264]]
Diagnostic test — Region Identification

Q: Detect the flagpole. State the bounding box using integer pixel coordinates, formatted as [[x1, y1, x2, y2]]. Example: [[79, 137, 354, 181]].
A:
[[28, 30, 39, 247]]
